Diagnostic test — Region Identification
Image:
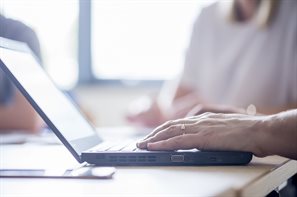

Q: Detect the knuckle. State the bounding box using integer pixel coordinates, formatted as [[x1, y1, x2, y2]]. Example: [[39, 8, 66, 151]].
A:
[[204, 112, 215, 117], [196, 119, 213, 125], [167, 125, 177, 132], [165, 120, 173, 126]]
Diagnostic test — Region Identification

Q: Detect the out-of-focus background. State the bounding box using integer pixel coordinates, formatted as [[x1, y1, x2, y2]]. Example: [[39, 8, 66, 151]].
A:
[[1, 0, 214, 127]]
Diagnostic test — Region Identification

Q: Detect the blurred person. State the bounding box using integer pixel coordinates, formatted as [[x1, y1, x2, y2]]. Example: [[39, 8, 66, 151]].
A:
[[0, 14, 95, 132], [137, 109, 297, 160], [0, 14, 43, 132], [126, 0, 297, 128]]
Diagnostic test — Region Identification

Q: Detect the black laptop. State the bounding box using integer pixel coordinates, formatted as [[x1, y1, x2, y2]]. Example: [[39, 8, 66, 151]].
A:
[[0, 37, 253, 166]]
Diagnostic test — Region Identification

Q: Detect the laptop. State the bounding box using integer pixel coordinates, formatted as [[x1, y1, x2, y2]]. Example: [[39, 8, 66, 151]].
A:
[[0, 37, 253, 166]]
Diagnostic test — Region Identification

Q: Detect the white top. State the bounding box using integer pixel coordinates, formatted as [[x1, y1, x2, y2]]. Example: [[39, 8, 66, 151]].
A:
[[180, 0, 297, 109]]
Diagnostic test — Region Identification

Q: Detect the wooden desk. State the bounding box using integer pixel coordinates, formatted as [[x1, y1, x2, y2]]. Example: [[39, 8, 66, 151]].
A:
[[0, 143, 296, 197]]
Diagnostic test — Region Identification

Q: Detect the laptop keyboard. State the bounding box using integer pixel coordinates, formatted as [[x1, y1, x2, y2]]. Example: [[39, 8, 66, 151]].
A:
[[89, 140, 146, 152], [108, 141, 135, 151]]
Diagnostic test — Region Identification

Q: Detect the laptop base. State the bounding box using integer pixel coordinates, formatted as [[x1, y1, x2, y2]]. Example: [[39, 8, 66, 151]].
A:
[[82, 151, 253, 166]]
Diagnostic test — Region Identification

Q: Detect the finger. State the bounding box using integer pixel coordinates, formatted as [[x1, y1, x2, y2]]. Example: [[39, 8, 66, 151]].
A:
[[141, 120, 174, 141], [137, 125, 180, 149], [137, 123, 196, 149], [139, 115, 220, 148], [147, 134, 200, 151], [198, 112, 226, 119], [139, 113, 226, 148], [141, 118, 197, 141], [186, 112, 219, 119]]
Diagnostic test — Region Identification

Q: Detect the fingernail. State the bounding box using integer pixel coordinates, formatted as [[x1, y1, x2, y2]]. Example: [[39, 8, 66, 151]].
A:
[[137, 140, 143, 144], [147, 143, 153, 149], [137, 141, 146, 148]]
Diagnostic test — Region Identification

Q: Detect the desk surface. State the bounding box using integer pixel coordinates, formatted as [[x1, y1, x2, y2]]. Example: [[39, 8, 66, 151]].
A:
[[0, 137, 297, 197]]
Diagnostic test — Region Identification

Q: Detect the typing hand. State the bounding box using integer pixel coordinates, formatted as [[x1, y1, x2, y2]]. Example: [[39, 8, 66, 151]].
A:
[[137, 112, 266, 157]]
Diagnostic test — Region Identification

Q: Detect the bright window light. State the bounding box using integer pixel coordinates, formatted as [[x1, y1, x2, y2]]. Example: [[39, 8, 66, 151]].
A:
[[92, 0, 214, 80], [1, 0, 79, 90]]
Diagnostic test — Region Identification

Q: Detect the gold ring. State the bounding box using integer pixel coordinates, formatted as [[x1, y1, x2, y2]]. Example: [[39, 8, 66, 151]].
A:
[[181, 124, 186, 130]]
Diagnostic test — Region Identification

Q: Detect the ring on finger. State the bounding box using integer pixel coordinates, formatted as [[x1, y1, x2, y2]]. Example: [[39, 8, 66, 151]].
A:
[[181, 124, 186, 135]]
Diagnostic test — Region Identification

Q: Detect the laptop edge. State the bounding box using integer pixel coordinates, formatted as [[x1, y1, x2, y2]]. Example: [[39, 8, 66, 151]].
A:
[[0, 37, 253, 166]]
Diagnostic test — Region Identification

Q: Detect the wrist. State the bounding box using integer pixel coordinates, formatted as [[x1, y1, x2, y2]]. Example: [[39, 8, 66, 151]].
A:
[[249, 115, 274, 157], [246, 110, 297, 159]]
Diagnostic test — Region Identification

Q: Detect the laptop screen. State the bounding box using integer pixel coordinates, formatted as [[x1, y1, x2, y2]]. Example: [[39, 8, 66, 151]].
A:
[[0, 40, 102, 161]]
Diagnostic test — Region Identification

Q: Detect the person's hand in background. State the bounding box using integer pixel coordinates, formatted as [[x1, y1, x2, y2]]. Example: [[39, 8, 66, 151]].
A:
[[125, 80, 249, 129], [186, 104, 246, 116], [0, 15, 45, 134], [137, 110, 297, 160], [0, 90, 44, 133], [126, 92, 202, 128], [126, 96, 166, 128]]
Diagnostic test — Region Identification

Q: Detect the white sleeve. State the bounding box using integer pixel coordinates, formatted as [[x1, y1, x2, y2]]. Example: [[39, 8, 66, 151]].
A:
[[178, 7, 208, 91]]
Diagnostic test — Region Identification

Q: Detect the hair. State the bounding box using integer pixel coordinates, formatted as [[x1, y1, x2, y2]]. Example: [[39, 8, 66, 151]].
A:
[[229, 0, 280, 28]]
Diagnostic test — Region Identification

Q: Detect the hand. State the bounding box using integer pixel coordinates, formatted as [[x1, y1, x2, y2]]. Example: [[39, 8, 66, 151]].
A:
[[187, 104, 246, 116], [137, 112, 268, 157], [168, 93, 204, 120], [0, 90, 44, 133], [126, 93, 203, 128], [126, 96, 166, 128]]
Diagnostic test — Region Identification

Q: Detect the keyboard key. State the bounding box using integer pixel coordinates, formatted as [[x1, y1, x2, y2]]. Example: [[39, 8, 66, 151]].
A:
[[108, 140, 133, 151], [133, 148, 149, 152], [121, 141, 137, 152], [90, 141, 115, 152]]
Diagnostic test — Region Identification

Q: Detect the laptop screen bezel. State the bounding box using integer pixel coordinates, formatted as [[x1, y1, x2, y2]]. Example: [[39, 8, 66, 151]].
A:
[[0, 37, 102, 163]]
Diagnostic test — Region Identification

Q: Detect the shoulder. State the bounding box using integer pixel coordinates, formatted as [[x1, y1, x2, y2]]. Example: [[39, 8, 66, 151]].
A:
[[192, 2, 221, 31], [0, 15, 35, 37], [199, 2, 219, 20], [0, 15, 42, 63]]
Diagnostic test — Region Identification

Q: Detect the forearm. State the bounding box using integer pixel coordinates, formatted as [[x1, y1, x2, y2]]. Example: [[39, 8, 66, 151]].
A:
[[0, 90, 42, 132], [254, 110, 297, 159], [256, 103, 297, 115], [158, 82, 195, 109]]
